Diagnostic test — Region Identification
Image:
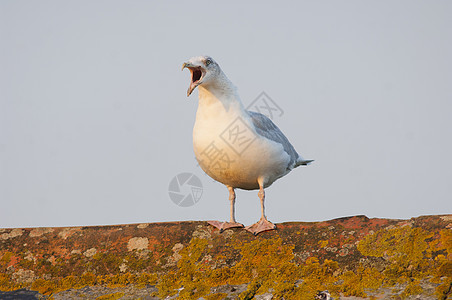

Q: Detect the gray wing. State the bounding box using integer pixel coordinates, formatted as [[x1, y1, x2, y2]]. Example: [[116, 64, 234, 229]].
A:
[[248, 111, 300, 168]]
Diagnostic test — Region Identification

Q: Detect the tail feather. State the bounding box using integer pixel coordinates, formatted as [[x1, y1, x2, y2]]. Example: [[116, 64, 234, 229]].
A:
[[295, 159, 314, 167]]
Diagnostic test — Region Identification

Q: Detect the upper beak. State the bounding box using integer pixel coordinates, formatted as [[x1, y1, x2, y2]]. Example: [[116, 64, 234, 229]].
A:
[[181, 62, 191, 71]]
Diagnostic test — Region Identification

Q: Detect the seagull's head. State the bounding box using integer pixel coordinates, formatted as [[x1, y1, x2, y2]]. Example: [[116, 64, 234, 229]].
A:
[[182, 55, 221, 97]]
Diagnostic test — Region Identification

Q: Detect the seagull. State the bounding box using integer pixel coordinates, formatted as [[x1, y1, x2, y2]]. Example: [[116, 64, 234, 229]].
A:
[[182, 55, 313, 235]]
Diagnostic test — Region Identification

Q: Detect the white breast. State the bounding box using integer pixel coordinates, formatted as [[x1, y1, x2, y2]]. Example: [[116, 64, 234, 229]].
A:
[[193, 90, 291, 190]]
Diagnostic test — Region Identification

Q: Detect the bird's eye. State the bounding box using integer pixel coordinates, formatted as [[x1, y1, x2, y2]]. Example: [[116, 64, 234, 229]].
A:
[[205, 59, 212, 66]]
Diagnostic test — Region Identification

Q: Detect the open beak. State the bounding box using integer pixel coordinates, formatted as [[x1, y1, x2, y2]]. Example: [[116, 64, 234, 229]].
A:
[[182, 62, 205, 97]]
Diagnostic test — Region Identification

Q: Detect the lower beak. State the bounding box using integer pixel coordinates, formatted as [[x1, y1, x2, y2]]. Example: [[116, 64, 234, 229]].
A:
[[187, 82, 198, 97]]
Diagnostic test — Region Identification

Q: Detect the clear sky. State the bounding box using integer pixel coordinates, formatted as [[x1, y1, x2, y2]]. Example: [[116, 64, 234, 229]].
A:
[[1, 1, 451, 228]]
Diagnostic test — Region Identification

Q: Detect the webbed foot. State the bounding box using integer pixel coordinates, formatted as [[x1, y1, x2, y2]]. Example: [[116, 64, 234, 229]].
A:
[[245, 218, 276, 236], [208, 221, 244, 233]]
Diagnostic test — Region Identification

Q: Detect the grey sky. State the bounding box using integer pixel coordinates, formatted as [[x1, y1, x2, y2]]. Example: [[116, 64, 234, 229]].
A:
[[1, 1, 451, 228]]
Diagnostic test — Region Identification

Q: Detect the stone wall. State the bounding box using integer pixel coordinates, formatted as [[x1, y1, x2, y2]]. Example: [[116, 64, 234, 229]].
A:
[[0, 215, 451, 299]]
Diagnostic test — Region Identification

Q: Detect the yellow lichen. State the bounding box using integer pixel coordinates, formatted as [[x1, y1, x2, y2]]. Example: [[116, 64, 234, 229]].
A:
[[238, 280, 261, 300], [9, 272, 158, 296], [30, 278, 58, 295], [318, 240, 329, 248], [96, 292, 125, 300], [401, 280, 423, 299], [295, 257, 340, 297], [0, 273, 21, 291], [204, 292, 228, 300], [340, 267, 383, 297], [0, 252, 14, 265], [156, 238, 211, 299], [357, 226, 451, 298], [156, 237, 300, 299], [435, 281, 452, 300]]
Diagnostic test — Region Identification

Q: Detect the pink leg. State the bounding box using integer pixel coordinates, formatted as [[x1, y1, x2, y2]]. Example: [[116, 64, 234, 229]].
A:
[[245, 181, 276, 235], [208, 186, 244, 232], [229, 186, 237, 223]]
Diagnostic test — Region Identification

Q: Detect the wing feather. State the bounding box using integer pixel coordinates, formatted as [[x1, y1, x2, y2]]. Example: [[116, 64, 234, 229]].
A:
[[248, 111, 301, 169]]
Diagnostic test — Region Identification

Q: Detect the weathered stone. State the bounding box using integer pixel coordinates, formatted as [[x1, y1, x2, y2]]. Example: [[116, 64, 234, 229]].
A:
[[127, 237, 149, 251], [29, 227, 54, 238]]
